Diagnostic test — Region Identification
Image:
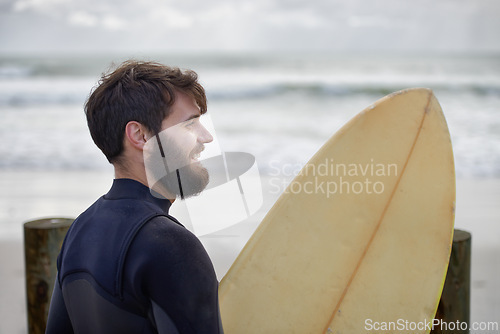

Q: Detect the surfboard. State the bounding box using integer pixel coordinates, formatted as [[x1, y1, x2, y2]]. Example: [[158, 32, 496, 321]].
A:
[[219, 88, 455, 333]]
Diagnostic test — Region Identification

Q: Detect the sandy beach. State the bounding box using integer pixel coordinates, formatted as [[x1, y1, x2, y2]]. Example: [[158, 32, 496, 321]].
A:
[[0, 170, 499, 333]]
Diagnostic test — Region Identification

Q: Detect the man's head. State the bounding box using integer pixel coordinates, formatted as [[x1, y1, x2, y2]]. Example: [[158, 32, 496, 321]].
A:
[[85, 60, 207, 164], [144, 91, 213, 199], [85, 60, 213, 198]]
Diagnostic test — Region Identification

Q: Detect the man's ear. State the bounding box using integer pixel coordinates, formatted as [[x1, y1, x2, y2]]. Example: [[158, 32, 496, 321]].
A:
[[124, 121, 149, 150]]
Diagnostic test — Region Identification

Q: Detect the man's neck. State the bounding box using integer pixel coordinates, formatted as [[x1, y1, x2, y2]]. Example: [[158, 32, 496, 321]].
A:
[[114, 163, 147, 186], [113, 164, 176, 203]]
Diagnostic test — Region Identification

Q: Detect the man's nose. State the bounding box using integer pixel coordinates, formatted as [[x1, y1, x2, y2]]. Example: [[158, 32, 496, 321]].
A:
[[197, 124, 213, 144]]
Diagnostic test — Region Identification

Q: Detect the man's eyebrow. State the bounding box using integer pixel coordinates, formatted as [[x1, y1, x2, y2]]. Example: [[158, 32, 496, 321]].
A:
[[183, 113, 201, 122]]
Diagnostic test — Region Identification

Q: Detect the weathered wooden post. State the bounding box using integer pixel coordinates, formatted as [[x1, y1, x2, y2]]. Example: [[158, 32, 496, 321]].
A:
[[24, 217, 73, 334], [431, 229, 471, 334]]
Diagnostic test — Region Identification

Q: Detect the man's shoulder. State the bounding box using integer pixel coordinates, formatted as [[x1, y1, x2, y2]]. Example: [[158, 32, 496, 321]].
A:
[[134, 213, 217, 267], [58, 196, 173, 288], [134, 215, 198, 252]]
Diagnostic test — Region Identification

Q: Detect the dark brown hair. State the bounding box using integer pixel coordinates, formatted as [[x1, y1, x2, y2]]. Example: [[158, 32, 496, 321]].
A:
[[84, 60, 207, 163]]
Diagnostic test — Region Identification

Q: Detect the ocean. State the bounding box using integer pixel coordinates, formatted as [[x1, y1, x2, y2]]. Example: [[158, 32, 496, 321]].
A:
[[0, 52, 499, 239], [1, 52, 499, 177]]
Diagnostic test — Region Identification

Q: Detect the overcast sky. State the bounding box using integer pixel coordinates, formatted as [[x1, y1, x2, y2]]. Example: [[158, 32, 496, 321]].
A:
[[0, 0, 499, 54]]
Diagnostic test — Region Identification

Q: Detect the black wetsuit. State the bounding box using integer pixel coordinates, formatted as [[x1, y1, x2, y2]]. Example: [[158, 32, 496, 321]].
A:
[[46, 178, 224, 334]]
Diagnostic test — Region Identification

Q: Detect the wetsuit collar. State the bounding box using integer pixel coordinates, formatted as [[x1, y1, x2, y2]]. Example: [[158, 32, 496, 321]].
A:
[[104, 178, 172, 213]]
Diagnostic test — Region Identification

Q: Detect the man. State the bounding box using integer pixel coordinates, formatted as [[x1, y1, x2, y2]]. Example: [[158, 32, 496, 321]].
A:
[[46, 60, 224, 333]]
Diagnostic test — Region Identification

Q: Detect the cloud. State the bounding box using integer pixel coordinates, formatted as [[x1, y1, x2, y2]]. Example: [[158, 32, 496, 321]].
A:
[[12, 0, 69, 13], [347, 16, 391, 28], [68, 10, 98, 27], [263, 8, 328, 29], [1, 0, 499, 53], [149, 6, 194, 29], [101, 15, 126, 30]]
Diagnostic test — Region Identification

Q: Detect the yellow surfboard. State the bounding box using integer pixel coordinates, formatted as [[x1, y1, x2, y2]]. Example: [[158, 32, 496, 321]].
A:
[[219, 88, 455, 333]]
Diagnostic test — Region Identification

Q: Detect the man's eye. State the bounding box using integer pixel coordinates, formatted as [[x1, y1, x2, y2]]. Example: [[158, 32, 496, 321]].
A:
[[185, 118, 200, 128]]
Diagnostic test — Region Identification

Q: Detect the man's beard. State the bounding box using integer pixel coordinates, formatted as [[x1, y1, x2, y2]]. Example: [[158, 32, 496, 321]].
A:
[[155, 159, 209, 199], [146, 137, 210, 200]]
